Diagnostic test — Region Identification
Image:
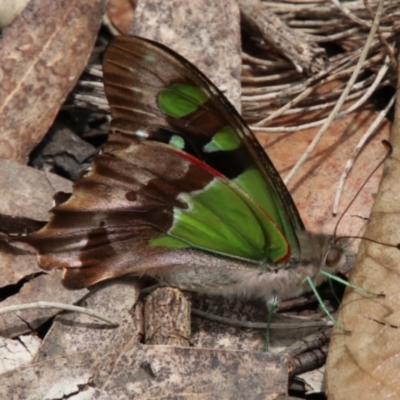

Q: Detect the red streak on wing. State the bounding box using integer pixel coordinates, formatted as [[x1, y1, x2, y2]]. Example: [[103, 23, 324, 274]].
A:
[[277, 247, 291, 262], [168, 147, 226, 179]]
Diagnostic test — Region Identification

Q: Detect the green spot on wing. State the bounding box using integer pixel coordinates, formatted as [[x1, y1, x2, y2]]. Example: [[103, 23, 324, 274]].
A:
[[203, 126, 241, 153], [151, 178, 289, 262], [158, 83, 209, 118], [169, 135, 185, 150]]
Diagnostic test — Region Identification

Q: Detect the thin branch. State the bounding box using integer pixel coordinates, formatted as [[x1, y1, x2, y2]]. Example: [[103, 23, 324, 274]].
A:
[[0, 301, 119, 326], [284, 0, 385, 184]]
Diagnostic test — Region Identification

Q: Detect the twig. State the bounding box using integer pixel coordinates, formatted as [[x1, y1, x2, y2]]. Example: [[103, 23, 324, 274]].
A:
[[0, 301, 119, 326], [283, 0, 385, 184], [333, 93, 395, 215], [239, 0, 327, 74], [191, 308, 333, 330]]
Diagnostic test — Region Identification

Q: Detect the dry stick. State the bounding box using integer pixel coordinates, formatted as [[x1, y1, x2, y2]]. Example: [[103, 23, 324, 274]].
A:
[[249, 79, 388, 134], [278, 328, 331, 357], [239, 0, 326, 74], [283, 0, 385, 185], [245, 92, 361, 120], [343, 59, 390, 114], [332, 0, 387, 30], [251, 60, 385, 131], [243, 39, 387, 108], [191, 308, 333, 330], [242, 3, 395, 130], [0, 302, 119, 326], [242, 52, 290, 68], [242, 47, 383, 100], [86, 65, 103, 78], [242, 54, 388, 123], [364, 0, 398, 67], [333, 93, 396, 215], [293, 27, 359, 43], [248, 56, 356, 125], [248, 91, 373, 133], [332, 56, 394, 215]]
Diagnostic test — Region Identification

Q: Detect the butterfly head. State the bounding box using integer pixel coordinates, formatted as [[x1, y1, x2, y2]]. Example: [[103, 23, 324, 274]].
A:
[[296, 231, 349, 277]]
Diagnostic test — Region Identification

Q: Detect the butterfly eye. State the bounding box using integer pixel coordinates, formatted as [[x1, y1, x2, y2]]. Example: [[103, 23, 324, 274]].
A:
[[325, 247, 342, 268]]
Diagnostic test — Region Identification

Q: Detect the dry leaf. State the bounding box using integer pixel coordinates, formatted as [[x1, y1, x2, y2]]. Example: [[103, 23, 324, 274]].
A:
[[0, 160, 71, 287], [0, 272, 89, 339], [0, 0, 106, 163], [106, 0, 136, 35], [0, 280, 141, 399], [258, 106, 390, 251], [0, 334, 41, 374], [325, 58, 400, 400], [135, 345, 288, 399], [0, 159, 72, 222]]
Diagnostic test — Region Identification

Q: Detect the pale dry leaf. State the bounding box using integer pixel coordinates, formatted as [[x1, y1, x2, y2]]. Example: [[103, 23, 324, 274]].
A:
[[0, 0, 29, 29], [0, 272, 89, 338], [0, 351, 96, 399], [298, 367, 325, 395], [0, 280, 142, 399], [0, 334, 41, 374], [0, 0, 107, 163], [130, 0, 242, 112], [326, 57, 400, 399], [0, 242, 40, 288], [0, 159, 72, 223], [136, 345, 288, 399], [0, 159, 71, 287]]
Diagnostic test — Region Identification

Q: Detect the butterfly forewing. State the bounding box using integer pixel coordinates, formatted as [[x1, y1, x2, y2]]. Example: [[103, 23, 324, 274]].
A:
[[103, 36, 304, 257]]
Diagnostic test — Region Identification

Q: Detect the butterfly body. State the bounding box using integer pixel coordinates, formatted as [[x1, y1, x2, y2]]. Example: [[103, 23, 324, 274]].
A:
[[129, 231, 342, 304], [24, 36, 347, 304]]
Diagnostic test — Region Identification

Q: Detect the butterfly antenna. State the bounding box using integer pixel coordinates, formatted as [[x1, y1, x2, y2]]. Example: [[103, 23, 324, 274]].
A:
[[333, 140, 393, 243]]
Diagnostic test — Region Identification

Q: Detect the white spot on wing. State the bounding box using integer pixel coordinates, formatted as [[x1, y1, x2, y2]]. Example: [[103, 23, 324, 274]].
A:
[[135, 129, 149, 139], [209, 86, 219, 96], [143, 55, 156, 63]]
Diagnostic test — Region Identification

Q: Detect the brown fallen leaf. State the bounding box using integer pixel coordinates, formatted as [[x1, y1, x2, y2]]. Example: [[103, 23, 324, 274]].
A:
[[0, 159, 71, 287], [325, 55, 400, 400], [106, 0, 136, 35], [0, 159, 72, 222], [0, 0, 106, 163], [257, 105, 390, 256], [0, 160, 86, 341]]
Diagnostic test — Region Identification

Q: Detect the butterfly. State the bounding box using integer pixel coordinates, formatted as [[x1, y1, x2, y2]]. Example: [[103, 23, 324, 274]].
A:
[[24, 35, 347, 306]]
